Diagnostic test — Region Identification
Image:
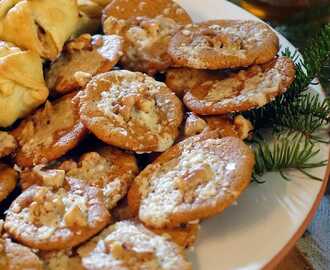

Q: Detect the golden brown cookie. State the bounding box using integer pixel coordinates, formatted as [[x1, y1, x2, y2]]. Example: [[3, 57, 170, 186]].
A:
[[183, 57, 296, 115], [104, 15, 181, 75], [78, 70, 183, 153], [128, 135, 255, 228], [4, 177, 111, 251], [40, 249, 84, 270], [12, 92, 87, 167], [165, 68, 221, 98], [47, 34, 123, 94], [183, 113, 253, 140], [102, 0, 192, 25], [80, 220, 192, 270], [0, 164, 17, 203], [150, 223, 199, 249], [0, 131, 16, 158], [168, 20, 279, 70], [0, 237, 43, 270]]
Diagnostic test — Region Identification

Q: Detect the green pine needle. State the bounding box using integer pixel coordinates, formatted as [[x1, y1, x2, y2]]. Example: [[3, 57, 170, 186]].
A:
[[253, 133, 328, 182]]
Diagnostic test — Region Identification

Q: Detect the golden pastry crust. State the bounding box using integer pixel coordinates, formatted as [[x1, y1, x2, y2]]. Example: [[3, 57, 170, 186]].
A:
[[4, 177, 111, 251], [0, 0, 79, 60], [78, 70, 183, 153], [165, 68, 220, 98], [80, 220, 192, 270], [128, 136, 255, 228], [183, 113, 253, 140], [0, 164, 17, 203], [102, 0, 192, 25], [183, 57, 296, 115], [47, 34, 123, 94], [0, 237, 43, 270], [0, 131, 16, 158], [104, 15, 181, 75], [12, 92, 87, 167], [168, 20, 279, 69], [0, 41, 48, 128]]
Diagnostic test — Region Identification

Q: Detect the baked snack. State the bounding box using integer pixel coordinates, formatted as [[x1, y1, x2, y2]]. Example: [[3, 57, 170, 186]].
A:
[[78, 70, 183, 152], [0, 237, 43, 270], [0, 164, 17, 203], [168, 20, 279, 69], [128, 135, 255, 228], [183, 113, 253, 140], [104, 15, 181, 75], [102, 0, 192, 25], [0, 132, 16, 158], [165, 68, 221, 98], [80, 220, 192, 270], [4, 177, 111, 251], [0, 0, 79, 60], [183, 57, 296, 115], [40, 249, 84, 270], [12, 92, 87, 167], [0, 41, 48, 128], [47, 34, 123, 94]]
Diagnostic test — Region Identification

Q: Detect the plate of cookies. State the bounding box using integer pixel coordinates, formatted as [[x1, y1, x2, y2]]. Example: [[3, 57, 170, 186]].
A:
[[0, 0, 329, 269]]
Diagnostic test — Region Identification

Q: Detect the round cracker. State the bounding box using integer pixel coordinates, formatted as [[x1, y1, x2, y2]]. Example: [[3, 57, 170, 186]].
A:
[[128, 135, 255, 228], [4, 177, 111, 251], [183, 57, 296, 115], [0, 237, 43, 270], [168, 20, 279, 69], [47, 34, 123, 94], [12, 92, 87, 167], [80, 220, 192, 270], [103, 15, 181, 75], [0, 164, 17, 203], [78, 70, 183, 153], [102, 0, 192, 25]]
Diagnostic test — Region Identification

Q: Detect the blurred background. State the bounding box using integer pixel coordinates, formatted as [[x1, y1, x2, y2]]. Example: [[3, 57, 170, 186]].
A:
[[229, 1, 330, 269]]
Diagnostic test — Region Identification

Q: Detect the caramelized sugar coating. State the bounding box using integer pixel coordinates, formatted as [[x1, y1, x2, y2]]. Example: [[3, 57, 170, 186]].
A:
[[102, 0, 192, 25], [0, 237, 43, 270], [78, 70, 183, 153], [4, 178, 111, 250], [128, 135, 255, 228], [104, 15, 181, 75], [183, 57, 296, 115], [168, 20, 279, 70], [0, 164, 17, 203], [12, 92, 87, 167], [47, 34, 123, 94], [79, 220, 192, 270]]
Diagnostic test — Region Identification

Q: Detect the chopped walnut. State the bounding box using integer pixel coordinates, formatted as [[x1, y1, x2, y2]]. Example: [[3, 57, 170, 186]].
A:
[[0, 131, 17, 158], [74, 71, 92, 88], [33, 166, 65, 189], [234, 115, 253, 140], [184, 113, 207, 137], [64, 205, 87, 228]]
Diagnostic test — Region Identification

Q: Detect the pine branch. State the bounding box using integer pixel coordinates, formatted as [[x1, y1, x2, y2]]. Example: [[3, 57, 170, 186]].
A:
[[253, 133, 328, 182]]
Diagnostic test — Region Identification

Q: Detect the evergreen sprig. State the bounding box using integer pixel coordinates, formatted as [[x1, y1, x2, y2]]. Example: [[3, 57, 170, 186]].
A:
[[253, 133, 328, 182]]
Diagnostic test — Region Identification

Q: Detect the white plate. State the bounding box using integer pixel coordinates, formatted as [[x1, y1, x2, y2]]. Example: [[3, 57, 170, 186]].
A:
[[174, 1, 330, 269]]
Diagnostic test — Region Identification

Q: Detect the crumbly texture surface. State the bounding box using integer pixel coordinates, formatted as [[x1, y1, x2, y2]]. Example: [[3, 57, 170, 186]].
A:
[[0, 237, 43, 270], [12, 92, 87, 167], [183, 57, 296, 115], [0, 163, 17, 203], [79, 70, 183, 153], [4, 178, 110, 250], [0, 131, 16, 158], [80, 220, 192, 270], [128, 135, 255, 228], [102, 0, 192, 25], [168, 20, 279, 69], [104, 15, 181, 75], [47, 34, 123, 94], [40, 249, 84, 270]]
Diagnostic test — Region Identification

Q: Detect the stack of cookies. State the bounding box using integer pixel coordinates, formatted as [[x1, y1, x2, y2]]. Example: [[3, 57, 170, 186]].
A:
[[0, 0, 296, 269]]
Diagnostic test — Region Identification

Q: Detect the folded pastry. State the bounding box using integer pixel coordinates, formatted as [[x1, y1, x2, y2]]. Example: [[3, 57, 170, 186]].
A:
[[0, 0, 79, 60], [0, 41, 48, 128]]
